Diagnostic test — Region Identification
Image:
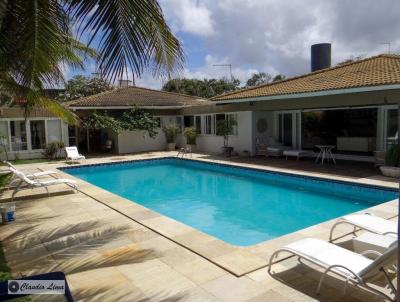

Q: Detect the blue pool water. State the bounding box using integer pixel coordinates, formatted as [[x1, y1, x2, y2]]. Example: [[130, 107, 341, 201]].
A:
[[63, 158, 398, 246]]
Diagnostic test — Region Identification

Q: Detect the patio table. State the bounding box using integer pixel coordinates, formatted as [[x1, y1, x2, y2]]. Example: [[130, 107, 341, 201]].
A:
[[315, 145, 336, 165]]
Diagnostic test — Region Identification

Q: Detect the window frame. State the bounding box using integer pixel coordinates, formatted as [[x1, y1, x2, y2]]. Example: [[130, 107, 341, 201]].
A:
[[0, 117, 65, 152], [30, 120, 47, 150]]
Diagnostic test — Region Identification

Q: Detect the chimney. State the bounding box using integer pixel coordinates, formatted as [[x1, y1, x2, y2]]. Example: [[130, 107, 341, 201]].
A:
[[311, 43, 331, 72], [118, 79, 132, 88]]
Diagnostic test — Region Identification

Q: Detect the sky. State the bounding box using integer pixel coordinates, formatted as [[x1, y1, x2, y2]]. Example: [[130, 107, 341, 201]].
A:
[[65, 0, 400, 89]]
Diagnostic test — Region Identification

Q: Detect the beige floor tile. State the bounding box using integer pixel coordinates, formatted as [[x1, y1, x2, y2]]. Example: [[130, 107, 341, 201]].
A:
[[212, 250, 268, 276], [173, 258, 227, 285], [143, 216, 193, 237], [117, 260, 197, 297], [201, 274, 266, 302], [159, 246, 199, 267], [246, 289, 296, 302], [190, 239, 236, 259]]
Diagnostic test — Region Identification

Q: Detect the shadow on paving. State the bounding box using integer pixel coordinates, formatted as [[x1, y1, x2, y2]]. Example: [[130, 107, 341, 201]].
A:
[[3, 200, 165, 302], [269, 261, 393, 302], [73, 285, 189, 302]]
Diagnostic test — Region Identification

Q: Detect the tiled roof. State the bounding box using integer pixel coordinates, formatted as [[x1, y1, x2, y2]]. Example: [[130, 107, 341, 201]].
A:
[[212, 54, 400, 101], [65, 86, 209, 108]]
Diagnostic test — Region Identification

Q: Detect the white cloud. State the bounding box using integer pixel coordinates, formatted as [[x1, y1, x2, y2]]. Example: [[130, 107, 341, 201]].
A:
[[159, 0, 214, 37], [87, 0, 400, 90]]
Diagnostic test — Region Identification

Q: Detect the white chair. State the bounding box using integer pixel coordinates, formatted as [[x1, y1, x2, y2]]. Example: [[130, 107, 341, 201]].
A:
[[329, 213, 397, 241], [3, 161, 59, 189], [65, 146, 85, 163], [269, 238, 397, 301], [9, 167, 78, 200]]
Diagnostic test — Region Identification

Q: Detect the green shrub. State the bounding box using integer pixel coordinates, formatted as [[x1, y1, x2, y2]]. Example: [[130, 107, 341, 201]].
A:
[[385, 145, 400, 167], [216, 117, 237, 147], [163, 125, 179, 143], [184, 127, 197, 145], [43, 141, 65, 160]]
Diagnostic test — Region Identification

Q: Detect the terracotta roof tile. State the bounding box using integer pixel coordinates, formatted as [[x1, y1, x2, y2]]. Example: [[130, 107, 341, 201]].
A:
[[66, 86, 209, 108], [212, 54, 400, 101]]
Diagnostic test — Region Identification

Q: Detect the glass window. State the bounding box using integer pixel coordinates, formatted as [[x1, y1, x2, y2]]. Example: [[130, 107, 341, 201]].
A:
[[30, 120, 46, 149], [227, 114, 238, 135], [0, 121, 9, 151], [195, 116, 202, 134], [184, 116, 194, 127], [176, 116, 183, 133], [47, 120, 62, 143], [215, 114, 226, 136], [204, 115, 214, 134], [68, 125, 76, 147], [386, 109, 398, 149], [154, 117, 164, 128], [10, 121, 27, 151], [216, 114, 238, 136]]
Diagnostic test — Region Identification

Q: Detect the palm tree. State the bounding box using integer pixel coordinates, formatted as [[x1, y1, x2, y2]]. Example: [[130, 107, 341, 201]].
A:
[[0, 0, 184, 123]]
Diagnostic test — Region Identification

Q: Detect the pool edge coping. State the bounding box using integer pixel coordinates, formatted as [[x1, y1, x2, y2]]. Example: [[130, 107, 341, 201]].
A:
[[52, 155, 399, 277]]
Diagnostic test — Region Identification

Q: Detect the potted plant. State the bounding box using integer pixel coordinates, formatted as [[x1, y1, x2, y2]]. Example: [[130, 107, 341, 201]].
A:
[[183, 127, 197, 151], [216, 117, 237, 156], [380, 145, 400, 178], [163, 125, 179, 151]]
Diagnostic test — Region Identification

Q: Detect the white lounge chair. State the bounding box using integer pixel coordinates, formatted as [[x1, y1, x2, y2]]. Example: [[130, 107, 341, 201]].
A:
[[65, 146, 85, 163], [9, 167, 78, 200], [3, 161, 58, 188], [269, 238, 397, 301], [329, 213, 397, 241]]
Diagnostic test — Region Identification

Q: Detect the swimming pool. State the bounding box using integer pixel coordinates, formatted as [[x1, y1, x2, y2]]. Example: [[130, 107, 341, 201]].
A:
[[63, 158, 398, 246]]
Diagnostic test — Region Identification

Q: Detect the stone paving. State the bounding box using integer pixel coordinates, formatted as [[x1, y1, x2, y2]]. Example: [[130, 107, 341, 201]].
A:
[[0, 152, 397, 301]]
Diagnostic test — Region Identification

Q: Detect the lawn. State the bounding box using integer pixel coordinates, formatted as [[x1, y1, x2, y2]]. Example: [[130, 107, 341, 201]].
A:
[[9, 159, 57, 165]]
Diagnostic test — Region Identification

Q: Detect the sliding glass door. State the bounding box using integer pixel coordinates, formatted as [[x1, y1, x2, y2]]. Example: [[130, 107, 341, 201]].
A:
[[276, 111, 301, 148], [384, 107, 398, 150]]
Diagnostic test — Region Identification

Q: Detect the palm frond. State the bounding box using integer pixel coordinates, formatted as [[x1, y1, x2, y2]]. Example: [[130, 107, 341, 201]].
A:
[[26, 89, 78, 125], [69, 0, 184, 81]]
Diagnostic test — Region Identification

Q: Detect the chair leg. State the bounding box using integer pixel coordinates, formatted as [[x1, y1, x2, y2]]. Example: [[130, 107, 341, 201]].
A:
[[316, 270, 329, 294], [381, 268, 397, 296], [343, 278, 350, 295]]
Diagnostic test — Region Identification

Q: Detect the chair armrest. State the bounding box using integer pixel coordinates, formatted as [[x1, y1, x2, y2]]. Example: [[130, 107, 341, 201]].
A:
[[360, 250, 383, 259]]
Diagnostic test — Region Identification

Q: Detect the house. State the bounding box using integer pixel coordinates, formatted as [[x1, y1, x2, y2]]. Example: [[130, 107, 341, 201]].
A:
[[66, 87, 210, 154], [1, 52, 399, 161], [208, 54, 400, 161], [0, 107, 69, 160]]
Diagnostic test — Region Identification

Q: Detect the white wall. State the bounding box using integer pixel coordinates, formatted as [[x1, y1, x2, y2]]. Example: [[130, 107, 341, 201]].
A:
[[116, 129, 166, 154], [252, 111, 275, 138], [251, 111, 276, 154], [195, 111, 254, 155]]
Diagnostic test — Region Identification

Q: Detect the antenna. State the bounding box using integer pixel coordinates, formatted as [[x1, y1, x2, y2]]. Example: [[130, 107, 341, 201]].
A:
[[213, 64, 233, 81], [382, 42, 391, 54]]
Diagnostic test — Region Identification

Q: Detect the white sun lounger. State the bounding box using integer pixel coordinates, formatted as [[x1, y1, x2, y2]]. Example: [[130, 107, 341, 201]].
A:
[[329, 213, 397, 241], [3, 161, 58, 188], [269, 238, 397, 301], [9, 167, 78, 200], [283, 150, 312, 160], [65, 146, 86, 163]]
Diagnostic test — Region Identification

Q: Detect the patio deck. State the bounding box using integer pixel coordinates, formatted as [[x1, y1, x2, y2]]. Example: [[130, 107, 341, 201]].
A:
[[0, 152, 397, 301]]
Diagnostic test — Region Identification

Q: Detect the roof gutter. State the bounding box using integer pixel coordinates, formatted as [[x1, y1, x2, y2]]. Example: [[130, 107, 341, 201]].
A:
[[214, 84, 400, 105], [68, 105, 193, 110]]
